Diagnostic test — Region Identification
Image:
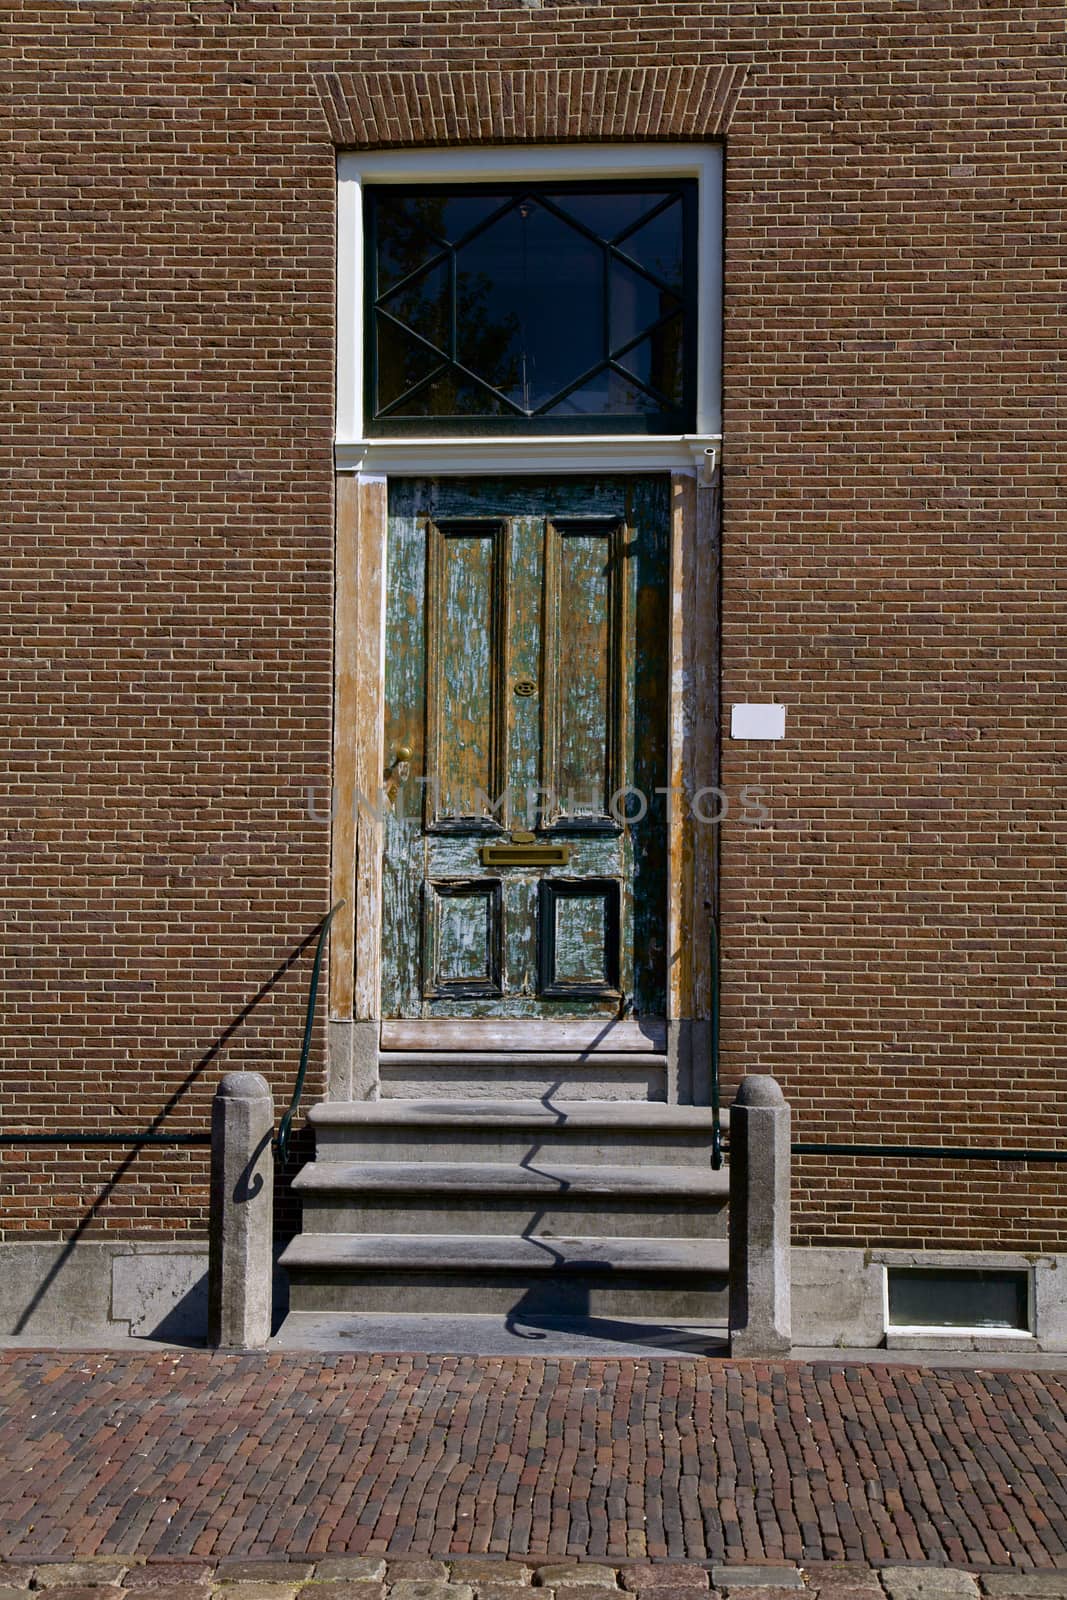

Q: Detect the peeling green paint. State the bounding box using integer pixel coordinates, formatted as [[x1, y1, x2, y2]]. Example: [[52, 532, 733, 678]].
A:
[[382, 476, 669, 1020]]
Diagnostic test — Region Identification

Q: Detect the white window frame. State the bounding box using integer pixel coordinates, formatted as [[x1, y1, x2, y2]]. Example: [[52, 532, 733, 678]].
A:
[[336, 143, 722, 475], [882, 1261, 1036, 1341]]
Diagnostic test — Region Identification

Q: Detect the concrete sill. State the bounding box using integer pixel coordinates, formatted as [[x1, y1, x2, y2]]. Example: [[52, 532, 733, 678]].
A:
[[886, 1327, 1035, 1352]]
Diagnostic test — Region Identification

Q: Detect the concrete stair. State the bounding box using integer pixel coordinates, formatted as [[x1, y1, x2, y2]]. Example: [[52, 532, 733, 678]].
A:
[[280, 1098, 730, 1320], [378, 1050, 670, 1101]]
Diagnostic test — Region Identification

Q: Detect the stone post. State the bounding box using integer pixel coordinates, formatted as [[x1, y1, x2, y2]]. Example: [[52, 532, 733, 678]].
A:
[[208, 1071, 274, 1349], [729, 1074, 792, 1356]]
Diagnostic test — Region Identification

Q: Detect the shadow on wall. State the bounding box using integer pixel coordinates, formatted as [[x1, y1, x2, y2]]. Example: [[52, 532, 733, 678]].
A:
[[140, 1274, 208, 1341], [8, 914, 331, 1339], [119, 1254, 290, 1342], [116, 1255, 211, 1343], [0, 1238, 294, 1343]]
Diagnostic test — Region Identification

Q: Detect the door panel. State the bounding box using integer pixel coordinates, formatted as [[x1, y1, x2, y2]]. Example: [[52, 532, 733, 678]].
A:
[[382, 476, 668, 1022], [423, 878, 503, 999], [539, 879, 621, 999], [425, 520, 507, 827], [542, 520, 626, 828]]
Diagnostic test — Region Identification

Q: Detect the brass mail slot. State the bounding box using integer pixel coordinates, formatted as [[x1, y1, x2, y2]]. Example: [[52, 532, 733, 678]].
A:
[[480, 843, 571, 867]]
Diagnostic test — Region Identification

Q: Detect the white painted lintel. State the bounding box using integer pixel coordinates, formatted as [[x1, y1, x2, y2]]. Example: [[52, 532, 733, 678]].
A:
[[335, 434, 723, 477]]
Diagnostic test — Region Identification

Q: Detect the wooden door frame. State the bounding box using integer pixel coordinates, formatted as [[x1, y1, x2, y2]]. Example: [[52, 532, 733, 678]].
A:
[[327, 468, 719, 1104]]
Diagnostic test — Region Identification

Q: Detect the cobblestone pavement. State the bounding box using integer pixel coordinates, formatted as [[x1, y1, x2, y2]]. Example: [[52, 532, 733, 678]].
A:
[[1, 1353, 1067, 1571]]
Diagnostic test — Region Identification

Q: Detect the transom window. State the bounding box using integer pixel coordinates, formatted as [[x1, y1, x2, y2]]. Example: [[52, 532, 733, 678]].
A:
[[365, 181, 698, 436]]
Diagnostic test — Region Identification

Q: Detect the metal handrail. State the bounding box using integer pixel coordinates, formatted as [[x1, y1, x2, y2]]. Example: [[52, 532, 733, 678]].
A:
[[275, 898, 345, 1165], [0, 1131, 211, 1146], [710, 912, 723, 1169], [6, 888, 1065, 1169], [793, 1142, 1067, 1162]]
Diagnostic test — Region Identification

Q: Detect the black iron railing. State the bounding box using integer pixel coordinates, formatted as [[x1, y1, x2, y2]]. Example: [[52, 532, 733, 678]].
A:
[[710, 913, 723, 1170], [275, 898, 345, 1165], [793, 1141, 1067, 1162], [706, 913, 1066, 1168], [5, 891, 1064, 1169], [0, 1131, 211, 1146]]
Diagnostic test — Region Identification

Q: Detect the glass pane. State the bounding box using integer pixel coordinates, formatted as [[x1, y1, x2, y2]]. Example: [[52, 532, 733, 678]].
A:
[[374, 199, 441, 292], [547, 191, 666, 240], [545, 368, 664, 417], [456, 200, 603, 412], [610, 257, 680, 351], [432, 195, 512, 243], [368, 181, 695, 433], [887, 1269, 1029, 1330], [396, 370, 516, 417], [375, 195, 516, 283], [380, 258, 449, 351], [616, 317, 685, 407], [616, 199, 684, 292], [376, 316, 441, 409]]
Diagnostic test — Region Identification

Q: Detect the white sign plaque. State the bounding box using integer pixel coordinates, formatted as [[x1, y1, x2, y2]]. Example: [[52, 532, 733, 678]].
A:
[[730, 703, 786, 740]]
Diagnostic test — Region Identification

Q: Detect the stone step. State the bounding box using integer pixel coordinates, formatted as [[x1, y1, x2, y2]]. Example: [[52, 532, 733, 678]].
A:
[[311, 1099, 726, 1128], [378, 1051, 668, 1102], [295, 1158, 730, 1195], [380, 1019, 666, 1052], [309, 1097, 728, 1164], [283, 1232, 728, 1272], [381, 1076, 665, 1101], [299, 1193, 728, 1238], [281, 1232, 730, 1318], [272, 1311, 730, 1356], [294, 1159, 730, 1238]]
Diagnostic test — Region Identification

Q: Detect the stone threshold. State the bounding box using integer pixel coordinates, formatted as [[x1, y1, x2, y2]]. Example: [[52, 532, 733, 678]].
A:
[[0, 1556, 1065, 1600]]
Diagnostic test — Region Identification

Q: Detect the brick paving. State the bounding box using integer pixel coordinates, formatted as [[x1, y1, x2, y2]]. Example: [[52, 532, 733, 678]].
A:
[[1, 1354, 1067, 1570]]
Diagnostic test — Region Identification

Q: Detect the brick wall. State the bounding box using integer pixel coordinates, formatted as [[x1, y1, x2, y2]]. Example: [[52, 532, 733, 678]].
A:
[[2, 1, 1062, 1250]]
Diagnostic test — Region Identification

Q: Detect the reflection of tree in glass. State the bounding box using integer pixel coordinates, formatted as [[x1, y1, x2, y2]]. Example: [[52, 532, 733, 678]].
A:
[[377, 196, 522, 412], [625, 204, 684, 295], [377, 199, 440, 290], [649, 314, 684, 406], [455, 268, 521, 405]]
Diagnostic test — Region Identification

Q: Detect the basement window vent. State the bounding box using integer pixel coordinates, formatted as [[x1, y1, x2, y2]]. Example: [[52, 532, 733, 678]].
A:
[[886, 1268, 1030, 1332]]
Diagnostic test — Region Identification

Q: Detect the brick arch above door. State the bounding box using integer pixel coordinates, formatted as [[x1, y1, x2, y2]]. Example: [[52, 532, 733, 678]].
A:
[[313, 63, 749, 148]]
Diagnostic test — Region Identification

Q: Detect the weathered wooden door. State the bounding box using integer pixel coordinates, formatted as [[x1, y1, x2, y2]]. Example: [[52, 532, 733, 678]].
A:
[[381, 477, 668, 1023]]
